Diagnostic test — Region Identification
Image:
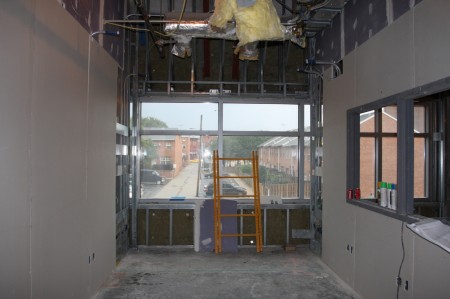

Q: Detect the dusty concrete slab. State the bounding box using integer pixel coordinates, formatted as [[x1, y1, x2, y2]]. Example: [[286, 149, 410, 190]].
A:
[[95, 248, 360, 299]]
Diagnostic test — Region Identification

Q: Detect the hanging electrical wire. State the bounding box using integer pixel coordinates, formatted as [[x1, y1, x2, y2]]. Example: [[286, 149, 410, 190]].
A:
[[105, 22, 169, 37], [396, 222, 406, 299], [176, 0, 188, 31], [134, 0, 164, 57]]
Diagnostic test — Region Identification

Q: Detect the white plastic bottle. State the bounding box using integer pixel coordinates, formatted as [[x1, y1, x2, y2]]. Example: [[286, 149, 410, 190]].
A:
[[380, 182, 387, 207], [390, 184, 397, 210], [387, 183, 392, 209]]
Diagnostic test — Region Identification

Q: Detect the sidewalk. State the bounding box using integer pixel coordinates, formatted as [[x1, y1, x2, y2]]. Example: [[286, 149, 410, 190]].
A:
[[154, 162, 200, 198]]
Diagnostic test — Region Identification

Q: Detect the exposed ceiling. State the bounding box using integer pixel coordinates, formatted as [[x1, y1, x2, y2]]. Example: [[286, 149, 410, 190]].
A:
[[118, 0, 351, 97], [297, 0, 349, 38]]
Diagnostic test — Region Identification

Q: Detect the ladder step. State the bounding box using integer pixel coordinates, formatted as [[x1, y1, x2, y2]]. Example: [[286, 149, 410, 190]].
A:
[[217, 157, 253, 161], [220, 214, 256, 217], [213, 150, 262, 253], [222, 233, 257, 237], [218, 195, 256, 198]]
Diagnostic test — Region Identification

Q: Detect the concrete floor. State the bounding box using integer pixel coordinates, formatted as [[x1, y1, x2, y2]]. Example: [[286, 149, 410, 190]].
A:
[[95, 247, 360, 299]]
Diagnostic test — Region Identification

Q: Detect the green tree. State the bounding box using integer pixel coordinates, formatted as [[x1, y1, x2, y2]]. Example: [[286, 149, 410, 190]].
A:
[[140, 138, 158, 169], [223, 136, 271, 158], [209, 136, 271, 158], [141, 116, 168, 129], [140, 117, 168, 168]]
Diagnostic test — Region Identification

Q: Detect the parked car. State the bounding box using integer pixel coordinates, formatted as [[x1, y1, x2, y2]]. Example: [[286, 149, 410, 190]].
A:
[[141, 169, 165, 184], [204, 182, 246, 196]]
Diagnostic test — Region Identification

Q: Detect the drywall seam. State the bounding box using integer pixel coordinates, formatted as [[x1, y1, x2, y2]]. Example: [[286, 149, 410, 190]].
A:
[[352, 209, 356, 288], [411, 233, 416, 298], [29, 1, 38, 297], [340, 9, 345, 60]]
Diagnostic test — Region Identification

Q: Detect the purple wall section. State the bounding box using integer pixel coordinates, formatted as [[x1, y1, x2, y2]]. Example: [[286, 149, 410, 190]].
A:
[[315, 0, 422, 62], [60, 0, 123, 66], [393, 0, 423, 20], [343, 0, 387, 55], [103, 1, 125, 67], [200, 199, 238, 252], [315, 13, 341, 62], [60, 0, 99, 33]]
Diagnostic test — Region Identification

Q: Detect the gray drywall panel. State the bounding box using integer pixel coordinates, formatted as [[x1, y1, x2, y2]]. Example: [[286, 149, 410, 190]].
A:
[[0, 1, 116, 298], [414, 0, 450, 87], [322, 51, 357, 286], [353, 209, 410, 298], [355, 9, 414, 105], [0, 1, 33, 299], [31, 2, 90, 298], [86, 39, 117, 294], [322, 2, 450, 298], [412, 231, 450, 299], [0, 1, 32, 297]]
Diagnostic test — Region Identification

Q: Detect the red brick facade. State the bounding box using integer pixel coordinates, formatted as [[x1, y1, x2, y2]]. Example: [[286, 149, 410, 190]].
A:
[[359, 111, 425, 198]]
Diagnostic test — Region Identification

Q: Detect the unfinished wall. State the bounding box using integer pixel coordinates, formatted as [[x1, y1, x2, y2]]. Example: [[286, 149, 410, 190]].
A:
[[0, 1, 116, 298], [322, 1, 450, 298]]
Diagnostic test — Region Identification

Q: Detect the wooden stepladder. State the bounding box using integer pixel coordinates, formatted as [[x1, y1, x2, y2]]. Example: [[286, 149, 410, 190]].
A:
[[213, 150, 263, 253]]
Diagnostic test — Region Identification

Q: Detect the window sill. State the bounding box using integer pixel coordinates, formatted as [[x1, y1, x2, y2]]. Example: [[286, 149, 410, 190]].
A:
[[347, 199, 421, 224]]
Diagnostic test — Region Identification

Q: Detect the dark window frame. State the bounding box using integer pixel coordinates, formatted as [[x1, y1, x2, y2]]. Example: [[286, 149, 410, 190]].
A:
[[347, 76, 450, 222], [137, 98, 314, 203]]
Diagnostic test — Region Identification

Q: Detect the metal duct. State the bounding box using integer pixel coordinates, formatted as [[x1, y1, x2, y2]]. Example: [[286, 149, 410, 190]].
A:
[[162, 12, 304, 60]]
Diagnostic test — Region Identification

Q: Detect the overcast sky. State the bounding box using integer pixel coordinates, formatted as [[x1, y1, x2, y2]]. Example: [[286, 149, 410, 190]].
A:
[[142, 103, 307, 131]]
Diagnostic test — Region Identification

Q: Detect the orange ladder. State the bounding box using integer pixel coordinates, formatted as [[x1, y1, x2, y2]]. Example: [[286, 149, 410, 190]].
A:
[[213, 150, 262, 253]]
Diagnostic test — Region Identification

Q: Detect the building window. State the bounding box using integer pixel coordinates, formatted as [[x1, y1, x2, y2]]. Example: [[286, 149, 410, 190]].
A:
[[160, 157, 172, 165], [138, 101, 313, 202], [347, 83, 450, 220], [359, 107, 398, 200]]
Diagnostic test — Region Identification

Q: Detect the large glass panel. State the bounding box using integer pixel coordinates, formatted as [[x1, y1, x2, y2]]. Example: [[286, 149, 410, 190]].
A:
[[224, 136, 299, 202], [304, 105, 311, 132], [223, 104, 298, 131], [381, 137, 397, 185], [360, 110, 375, 133], [414, 105, 426, 133], [413, 104, 427, 198], [304, 137, 311, 198], [360, 137, 376, 198], [140, 135, 218, 199], [414, 137, 426, 198], [141, 103, 218, 131], [382, 106, 397, 133]]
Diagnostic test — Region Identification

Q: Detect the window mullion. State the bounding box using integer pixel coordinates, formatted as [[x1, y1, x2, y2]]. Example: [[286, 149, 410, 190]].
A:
[[397, 100, 414, 215]]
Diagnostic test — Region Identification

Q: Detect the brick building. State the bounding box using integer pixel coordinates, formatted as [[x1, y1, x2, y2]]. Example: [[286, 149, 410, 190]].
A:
[[141, 134, 190, 178], [359, 109, 425, 198]]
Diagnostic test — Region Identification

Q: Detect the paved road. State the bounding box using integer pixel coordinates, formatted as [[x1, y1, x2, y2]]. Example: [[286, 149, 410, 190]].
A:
[[140, 162, 254, 199], [154, 163, 201, 198]]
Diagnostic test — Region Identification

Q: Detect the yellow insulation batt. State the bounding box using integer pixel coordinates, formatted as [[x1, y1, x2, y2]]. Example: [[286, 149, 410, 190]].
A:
[[209, 0, 285, 51]]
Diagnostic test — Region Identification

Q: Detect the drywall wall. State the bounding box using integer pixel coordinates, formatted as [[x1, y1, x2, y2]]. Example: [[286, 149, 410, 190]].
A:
[[322, 1, 450, 298], [0, 1, 33, 297], [0, 1, 117, 298]]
